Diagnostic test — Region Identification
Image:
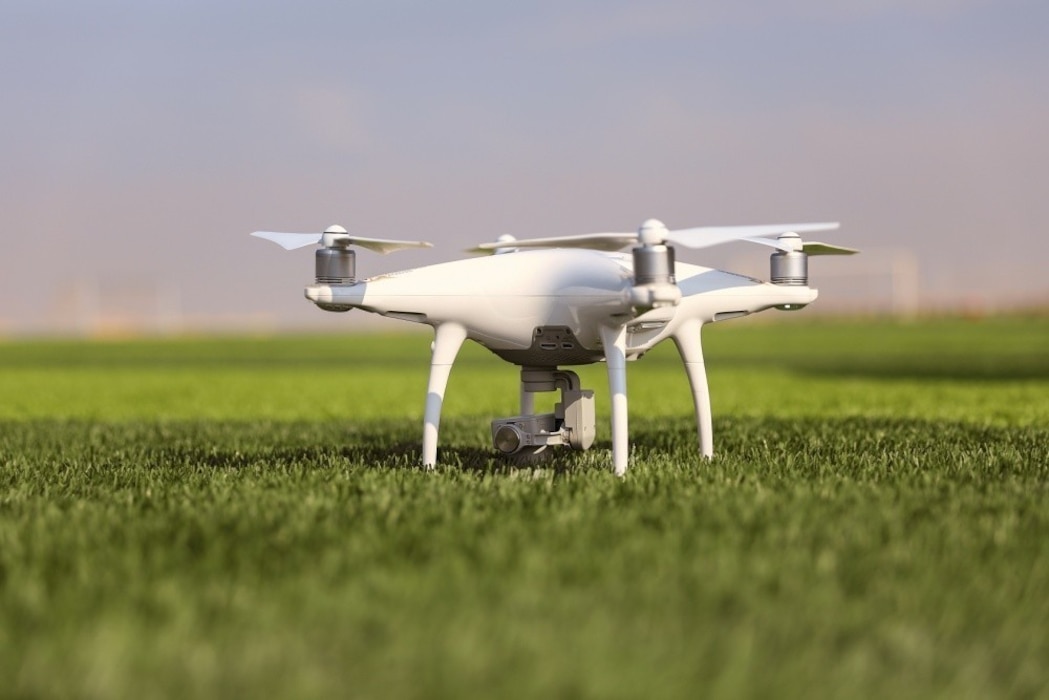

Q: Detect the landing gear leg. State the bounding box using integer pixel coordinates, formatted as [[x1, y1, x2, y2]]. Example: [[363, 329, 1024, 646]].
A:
[[422, 322, 467, 468], [672, 318, 713, 458], [600, 324, 630, 476]]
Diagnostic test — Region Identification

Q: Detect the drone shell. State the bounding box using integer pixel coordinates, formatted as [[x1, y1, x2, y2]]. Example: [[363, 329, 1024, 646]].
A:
[[305, 248, 818, 360]]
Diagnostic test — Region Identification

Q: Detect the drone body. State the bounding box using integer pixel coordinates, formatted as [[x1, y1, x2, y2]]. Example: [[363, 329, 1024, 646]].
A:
[[253, 219, 855, 474]]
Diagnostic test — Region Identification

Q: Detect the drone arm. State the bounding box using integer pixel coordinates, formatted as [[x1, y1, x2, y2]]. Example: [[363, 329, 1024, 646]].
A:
[[600, 324, 630, 476], [422, 322, 468, 468], [671, 319, 714, 458]]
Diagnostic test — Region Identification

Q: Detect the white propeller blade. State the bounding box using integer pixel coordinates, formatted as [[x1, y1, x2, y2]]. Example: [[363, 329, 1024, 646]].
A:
[[251, 231, 433, 254], [799, 242, 858, 256], [735, 236, 857, 255], [471, 232, 636, 253], [665, 222, 840, 250], [251, 231, 323, 250], [471, 221, 843, 253], [343, 236, 433, 254]]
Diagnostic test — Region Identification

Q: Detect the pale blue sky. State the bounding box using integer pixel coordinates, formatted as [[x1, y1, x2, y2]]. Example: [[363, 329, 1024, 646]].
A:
[[1, 1, 1046, 332]]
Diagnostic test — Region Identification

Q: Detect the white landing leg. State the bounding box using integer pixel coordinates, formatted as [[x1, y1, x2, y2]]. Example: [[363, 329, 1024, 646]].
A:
[[600, 324, 629, 476], [422, 322, 467, 468], [671, 318, 713, 458]]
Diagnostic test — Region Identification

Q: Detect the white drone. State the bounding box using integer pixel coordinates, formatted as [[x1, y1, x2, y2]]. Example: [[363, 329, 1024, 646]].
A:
[[253, 218, 856, 474]]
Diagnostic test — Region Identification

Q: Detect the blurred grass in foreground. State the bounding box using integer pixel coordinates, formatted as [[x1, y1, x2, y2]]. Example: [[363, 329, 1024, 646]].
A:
[[0, 316, 1046, 699]]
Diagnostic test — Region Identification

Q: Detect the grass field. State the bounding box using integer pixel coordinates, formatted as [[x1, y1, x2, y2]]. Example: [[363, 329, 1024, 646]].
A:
[[1, 316, 1047, 699]]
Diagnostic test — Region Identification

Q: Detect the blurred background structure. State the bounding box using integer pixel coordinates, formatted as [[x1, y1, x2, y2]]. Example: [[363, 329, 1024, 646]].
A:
[[1, 1, 1046, 337]]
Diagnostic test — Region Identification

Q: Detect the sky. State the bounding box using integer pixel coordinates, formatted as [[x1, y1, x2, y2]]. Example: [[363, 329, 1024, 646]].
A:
[[1, 0, 1047, 334]]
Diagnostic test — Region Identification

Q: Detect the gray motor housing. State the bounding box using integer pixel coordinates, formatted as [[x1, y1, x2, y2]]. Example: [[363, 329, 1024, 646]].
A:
[[770, 250, 807, 286], [316, 247, 356, 284]]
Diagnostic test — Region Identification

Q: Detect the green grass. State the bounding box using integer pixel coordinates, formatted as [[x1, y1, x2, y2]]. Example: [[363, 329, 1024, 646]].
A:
[[1, 316, 1047, 699]]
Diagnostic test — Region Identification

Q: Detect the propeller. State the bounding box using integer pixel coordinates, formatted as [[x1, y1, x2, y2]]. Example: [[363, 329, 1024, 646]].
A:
[[472, 219, 849, 254], [737, 231, 857, 256], [252, 225, 432, 254], [469, 232, 637, 254]]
